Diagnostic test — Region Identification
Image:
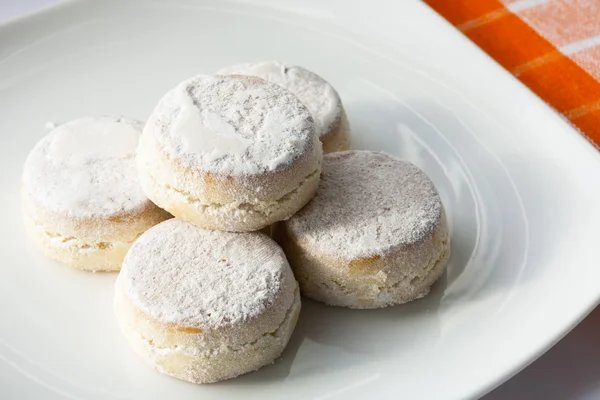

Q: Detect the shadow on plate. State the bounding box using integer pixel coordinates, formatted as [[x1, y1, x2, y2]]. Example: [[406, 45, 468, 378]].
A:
[[231, 271, 447, 384]]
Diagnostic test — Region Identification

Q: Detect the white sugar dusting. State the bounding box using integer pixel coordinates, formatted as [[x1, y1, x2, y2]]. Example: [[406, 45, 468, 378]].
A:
[[286, 151, 443, 259], [22, 116, 149, 218], [217, 61, 341, 139], [150, 74, 315, 175], [121, 219, 289, 328], [173, 92, 251, 161], [49, 118, 139, 161]]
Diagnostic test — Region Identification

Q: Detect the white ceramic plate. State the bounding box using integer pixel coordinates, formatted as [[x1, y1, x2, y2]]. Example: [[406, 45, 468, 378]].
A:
[[2, 1, 600, 399]]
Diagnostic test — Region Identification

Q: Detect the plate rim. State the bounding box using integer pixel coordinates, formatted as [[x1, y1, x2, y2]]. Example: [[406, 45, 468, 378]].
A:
[[3, 1, 600, 399]]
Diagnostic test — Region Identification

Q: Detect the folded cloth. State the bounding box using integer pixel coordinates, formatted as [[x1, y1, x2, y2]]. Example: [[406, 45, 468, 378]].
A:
[[425, 0, 600, 148]]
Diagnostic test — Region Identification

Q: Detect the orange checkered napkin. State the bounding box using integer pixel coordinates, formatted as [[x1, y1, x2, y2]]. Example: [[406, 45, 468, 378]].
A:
[[425, 0, 600, 147]]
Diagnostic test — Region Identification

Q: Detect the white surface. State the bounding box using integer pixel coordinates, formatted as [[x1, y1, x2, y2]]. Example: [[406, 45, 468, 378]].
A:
[[0, 0, 57, 21], [2, 1, 600, 399]]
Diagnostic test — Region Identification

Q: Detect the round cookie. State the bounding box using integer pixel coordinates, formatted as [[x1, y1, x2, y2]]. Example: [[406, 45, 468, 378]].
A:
[[137, 74, 322, 232], [114, 219, 301, 384], [217, 61, 351, 154], [274, 150, 450, 309], [21, 117, 171, 272]]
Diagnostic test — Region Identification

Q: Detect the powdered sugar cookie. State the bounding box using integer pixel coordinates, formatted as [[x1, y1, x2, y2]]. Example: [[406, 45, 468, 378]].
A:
[[114, 219, 301, 383], [218, 61, 350, 153], [137, 74, 322, 232], [21, 117, 170, 272], [274, 150, 450, 309]]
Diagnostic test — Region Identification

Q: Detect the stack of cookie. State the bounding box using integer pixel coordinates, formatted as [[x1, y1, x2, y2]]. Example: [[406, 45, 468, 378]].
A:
[[21, 61, 450, 384]]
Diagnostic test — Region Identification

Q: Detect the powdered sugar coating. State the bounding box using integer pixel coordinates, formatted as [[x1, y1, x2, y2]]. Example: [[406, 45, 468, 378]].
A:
[[217, 61, 342, 139], [120, 219, 291, 329], [286, 151, 443, 260], [148, 74, 316, 175], [22, 116, 149, 218]]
